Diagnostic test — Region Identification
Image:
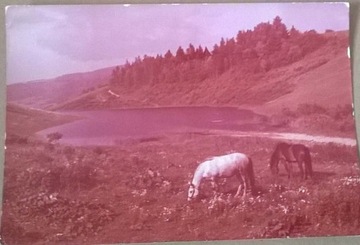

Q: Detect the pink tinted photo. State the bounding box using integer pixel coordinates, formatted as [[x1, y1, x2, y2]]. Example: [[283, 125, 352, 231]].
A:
[[3, 3, 359, 244]]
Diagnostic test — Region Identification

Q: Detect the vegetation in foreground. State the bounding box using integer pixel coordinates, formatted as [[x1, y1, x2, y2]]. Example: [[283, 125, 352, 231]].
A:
[[2, 133, 360, 244], [268, 103, 355, 137]]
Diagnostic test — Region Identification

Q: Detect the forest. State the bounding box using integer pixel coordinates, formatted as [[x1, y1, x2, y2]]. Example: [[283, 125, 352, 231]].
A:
[[109, 16, 329, 89]]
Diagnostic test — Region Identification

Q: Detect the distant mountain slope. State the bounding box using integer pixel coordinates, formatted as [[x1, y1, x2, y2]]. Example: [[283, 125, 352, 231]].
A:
[[7, 66, 115, 109], [52, 31, 351, 115], [7, 16, 351, 117], [6, 103, 78, 136], [254, 49, 351, 115]]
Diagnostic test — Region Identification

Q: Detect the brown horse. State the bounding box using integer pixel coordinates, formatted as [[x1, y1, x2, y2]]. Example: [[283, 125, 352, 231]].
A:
[[270, 142, 313, 180]]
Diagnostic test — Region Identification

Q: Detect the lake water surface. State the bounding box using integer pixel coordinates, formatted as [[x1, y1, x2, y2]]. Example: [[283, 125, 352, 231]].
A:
[[38, 107, 266, 146]]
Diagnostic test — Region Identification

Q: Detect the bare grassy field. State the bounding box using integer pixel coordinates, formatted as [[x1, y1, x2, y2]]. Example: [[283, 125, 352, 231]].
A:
[[2, 132, 360, 244], [6, 103, 79, 137]]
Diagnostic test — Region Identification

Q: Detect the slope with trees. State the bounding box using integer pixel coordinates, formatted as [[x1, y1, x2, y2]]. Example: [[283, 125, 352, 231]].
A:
[[53, 16, 349, 114]]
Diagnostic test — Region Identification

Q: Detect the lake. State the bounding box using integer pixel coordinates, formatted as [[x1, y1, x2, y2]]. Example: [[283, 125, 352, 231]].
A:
[[37, 107, 268, 146]]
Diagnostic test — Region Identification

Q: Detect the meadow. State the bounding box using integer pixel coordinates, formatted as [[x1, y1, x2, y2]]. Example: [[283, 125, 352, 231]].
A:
[[2, 131, 360, 244], [3, 11, 357, 245]]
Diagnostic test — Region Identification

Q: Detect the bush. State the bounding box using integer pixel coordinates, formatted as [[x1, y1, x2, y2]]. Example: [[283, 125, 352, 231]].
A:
[[311, 186, 360, 228], [296, 103, 328, 116], [281, 107, 297, 118], [312, 143, 358, 163], [333, 104, 353, 120], [6, 134, 28, 145], [94, 147, 104, 155], [63, 146, 76, 160], [46, 132, 63, 144]]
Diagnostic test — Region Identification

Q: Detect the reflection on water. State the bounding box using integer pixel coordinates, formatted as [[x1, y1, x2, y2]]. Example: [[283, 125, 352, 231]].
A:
[[37, 107, 267, 146]]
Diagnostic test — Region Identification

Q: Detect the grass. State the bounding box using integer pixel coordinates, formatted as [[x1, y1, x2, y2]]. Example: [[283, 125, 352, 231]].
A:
[[266, 103, 356, 138], [6, 103, 79, 136], [2, 29, 355, 244], [2, 132, 360, 244]]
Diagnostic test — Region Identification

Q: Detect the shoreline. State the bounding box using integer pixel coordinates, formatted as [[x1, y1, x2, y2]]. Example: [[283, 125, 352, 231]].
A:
[[8, 102, 358, 147], [209, 130, 358, 147]]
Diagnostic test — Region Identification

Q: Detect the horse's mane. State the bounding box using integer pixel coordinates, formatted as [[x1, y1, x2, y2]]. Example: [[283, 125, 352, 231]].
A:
[[205, 156, 215, 161], [270, 142, 289, 168]]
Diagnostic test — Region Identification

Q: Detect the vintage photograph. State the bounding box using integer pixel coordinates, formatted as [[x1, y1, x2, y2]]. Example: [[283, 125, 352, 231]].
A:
[[2, 3, 359, 244]]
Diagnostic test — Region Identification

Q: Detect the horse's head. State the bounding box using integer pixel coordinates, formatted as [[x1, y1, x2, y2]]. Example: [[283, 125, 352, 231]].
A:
[[187, 183, 199, 201]]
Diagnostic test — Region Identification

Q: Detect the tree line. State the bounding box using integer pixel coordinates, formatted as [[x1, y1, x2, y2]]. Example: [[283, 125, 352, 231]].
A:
[[109, 16, 328, 88]]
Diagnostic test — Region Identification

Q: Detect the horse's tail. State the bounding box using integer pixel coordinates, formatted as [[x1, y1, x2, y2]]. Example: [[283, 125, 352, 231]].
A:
[[304, 147, 313, 177], [247, 157, 256, 190]]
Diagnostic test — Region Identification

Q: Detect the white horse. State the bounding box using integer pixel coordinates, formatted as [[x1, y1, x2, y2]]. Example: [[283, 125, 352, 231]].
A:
[[187, 152, 255, 201]]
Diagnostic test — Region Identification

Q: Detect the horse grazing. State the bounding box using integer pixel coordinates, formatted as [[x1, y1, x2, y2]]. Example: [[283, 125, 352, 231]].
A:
[[187, 152, 255, 201], [270, 142, 313, 180]]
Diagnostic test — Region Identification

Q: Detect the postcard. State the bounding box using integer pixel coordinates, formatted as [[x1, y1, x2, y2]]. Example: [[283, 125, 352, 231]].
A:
[[2, 3, 359, 244]]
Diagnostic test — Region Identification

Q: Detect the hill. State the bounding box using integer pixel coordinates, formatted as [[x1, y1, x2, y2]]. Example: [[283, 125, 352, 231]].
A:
[[252, 32, 351, 115], [6, 18, 354, 136], [7, 66, 115, 109], [6, 103, 78, 137], [52, 31, 351, 115]]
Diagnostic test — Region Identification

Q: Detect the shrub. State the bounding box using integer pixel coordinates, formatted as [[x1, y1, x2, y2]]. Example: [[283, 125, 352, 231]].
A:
[[269, 114, 291, 128], [63, 146, 76, 160], [296, 103, 328, 116], [281, 107, 297, 118], [312, 143, 358, 163], [5, 134, 28, 145], [311, 186, 360, 228], [94, 147, 104, 155], [46, 132, 63, 144], [338, 118, 355, 132], [333, 104, 353, 121]]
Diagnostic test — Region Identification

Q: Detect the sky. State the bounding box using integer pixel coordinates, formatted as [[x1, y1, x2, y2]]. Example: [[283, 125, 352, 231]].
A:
[[5, 3, 349, 84]]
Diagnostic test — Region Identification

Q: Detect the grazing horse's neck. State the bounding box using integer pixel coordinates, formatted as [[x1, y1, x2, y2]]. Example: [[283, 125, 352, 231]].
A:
[[191, 167, 204, 188]]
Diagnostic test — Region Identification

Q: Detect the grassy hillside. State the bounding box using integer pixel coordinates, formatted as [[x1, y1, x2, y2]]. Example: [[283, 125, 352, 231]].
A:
[[7, 67, 114, 109], [46, 31, 355, 137], [6, 22, 353, 138], [7, 20, 351, 117], [52, 32, 351, 113], [6, 103, 78, 137], [254, 35, 351, 115]]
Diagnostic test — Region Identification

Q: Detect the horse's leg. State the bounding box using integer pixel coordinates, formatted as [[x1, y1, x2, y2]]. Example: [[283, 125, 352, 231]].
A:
[[289, 162, 294, 180], [242, 174, 248, 198], [305, 161, 312, 179], [236, 172, 248, 198], [304, 157, 312, 179], [235, 184, 242, 197], [235, 173, 244, 197], [297, 160, 304, 180], [283, 160, 291, 179], [305, 161, 312, 180]]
